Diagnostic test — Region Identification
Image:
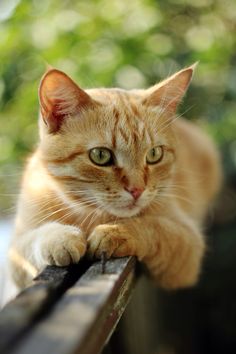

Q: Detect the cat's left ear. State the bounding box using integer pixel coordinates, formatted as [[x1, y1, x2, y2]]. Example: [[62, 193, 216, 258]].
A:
[[143, 63, 197, 115], [39, 69, 95, 133]]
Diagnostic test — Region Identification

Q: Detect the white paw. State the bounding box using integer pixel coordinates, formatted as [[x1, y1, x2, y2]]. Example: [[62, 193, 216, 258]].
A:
[[34, 222, 86, 268]]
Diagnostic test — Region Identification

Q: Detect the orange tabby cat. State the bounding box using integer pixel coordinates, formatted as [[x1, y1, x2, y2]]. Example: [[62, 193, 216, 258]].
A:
[[10, 64, 222, 289]]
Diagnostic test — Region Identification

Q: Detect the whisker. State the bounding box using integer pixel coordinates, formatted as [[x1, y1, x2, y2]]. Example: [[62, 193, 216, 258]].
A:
[[32, 198, 99, 226], [157, 105, 195, 135], [158, 192, 195, 206], [81, 205, 101, 228], [85, 208, 102, 234]]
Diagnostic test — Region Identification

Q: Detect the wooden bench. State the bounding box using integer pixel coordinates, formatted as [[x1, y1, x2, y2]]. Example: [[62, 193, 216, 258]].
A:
[[0, 256, 138, 354]]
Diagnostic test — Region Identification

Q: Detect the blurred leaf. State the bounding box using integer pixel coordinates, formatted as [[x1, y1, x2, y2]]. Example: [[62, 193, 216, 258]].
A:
[[0, 0, 236, 211]]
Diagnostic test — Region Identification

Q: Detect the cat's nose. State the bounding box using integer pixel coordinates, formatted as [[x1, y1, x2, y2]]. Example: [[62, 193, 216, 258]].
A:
[[125, 186, 144, 200]]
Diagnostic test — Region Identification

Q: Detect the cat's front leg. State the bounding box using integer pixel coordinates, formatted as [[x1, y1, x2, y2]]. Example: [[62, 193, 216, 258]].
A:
[[87, 212, 205, 290], [141, 214, 206, 289], [10, 222, 86, 287]]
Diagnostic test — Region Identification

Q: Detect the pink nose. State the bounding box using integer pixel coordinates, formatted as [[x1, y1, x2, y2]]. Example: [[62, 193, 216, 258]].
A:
[[125, 187, 144, 200]]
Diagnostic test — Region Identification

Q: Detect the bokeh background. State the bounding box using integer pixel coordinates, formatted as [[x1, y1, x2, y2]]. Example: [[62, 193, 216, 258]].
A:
[[1, 0, 236, 213], [0, 0, 236, 353]]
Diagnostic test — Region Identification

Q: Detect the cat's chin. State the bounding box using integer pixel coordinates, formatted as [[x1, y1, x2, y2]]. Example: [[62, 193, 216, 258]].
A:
[[105, 205, 142, 218]]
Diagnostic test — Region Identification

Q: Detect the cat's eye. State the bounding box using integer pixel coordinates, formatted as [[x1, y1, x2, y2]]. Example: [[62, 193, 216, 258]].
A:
[[89, 147, 113, 166], [146, 146, 164, 164]]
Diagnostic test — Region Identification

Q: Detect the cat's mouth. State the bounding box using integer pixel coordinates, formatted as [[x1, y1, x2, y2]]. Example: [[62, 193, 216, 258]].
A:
[[104, 200, 143, 218], [121, 199, 136, 208]]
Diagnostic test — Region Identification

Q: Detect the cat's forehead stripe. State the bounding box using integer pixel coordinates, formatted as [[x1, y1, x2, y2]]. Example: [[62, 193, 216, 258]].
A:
[[118, 127, 129, 145], [118, 92, 140, 120], [111, 107, 120, 149], [107, 93, 154, 148], [129, 100, 139, 117], [90, 89, 158, 149]]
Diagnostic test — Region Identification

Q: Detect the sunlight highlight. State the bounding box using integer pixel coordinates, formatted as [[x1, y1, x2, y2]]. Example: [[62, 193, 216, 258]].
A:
[[9, 248, 37, 278]]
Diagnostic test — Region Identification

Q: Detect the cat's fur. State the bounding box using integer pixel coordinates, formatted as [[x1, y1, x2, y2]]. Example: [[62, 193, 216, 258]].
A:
[[10, 64, 222, 289]]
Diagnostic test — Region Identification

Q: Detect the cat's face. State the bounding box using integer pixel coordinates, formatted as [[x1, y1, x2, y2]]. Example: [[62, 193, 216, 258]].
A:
[[38, 66, 194, 217]]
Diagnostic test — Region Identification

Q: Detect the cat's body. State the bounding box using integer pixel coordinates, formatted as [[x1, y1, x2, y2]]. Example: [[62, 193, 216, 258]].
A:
[[10, 65, 222, 289]]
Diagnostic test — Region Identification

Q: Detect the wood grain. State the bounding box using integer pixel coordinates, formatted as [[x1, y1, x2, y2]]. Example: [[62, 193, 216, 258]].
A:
[[0, 262, 89, 354], [11, 257, 136, 354]]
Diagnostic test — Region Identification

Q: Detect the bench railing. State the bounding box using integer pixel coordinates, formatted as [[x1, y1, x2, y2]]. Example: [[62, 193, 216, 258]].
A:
[[0, 257, 137, 354]]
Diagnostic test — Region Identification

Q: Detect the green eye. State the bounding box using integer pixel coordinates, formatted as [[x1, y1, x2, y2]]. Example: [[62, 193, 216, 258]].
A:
[[89, 147, 113, 166], [146, 146, 164, 164]]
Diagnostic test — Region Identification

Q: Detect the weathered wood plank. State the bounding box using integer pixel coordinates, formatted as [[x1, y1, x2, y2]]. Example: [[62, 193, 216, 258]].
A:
[[12, 256, 136, 354], [0, 262, 89, 354]]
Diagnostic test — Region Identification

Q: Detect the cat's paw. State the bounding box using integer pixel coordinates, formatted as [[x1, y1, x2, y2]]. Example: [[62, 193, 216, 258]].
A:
[[35, 223, 86, 268], [87, 224, 136, 259]]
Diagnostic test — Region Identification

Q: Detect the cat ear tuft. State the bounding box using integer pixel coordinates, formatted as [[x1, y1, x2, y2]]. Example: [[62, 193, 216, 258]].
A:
[[39, 69, 93, 133], [143, 63, 197, 115]]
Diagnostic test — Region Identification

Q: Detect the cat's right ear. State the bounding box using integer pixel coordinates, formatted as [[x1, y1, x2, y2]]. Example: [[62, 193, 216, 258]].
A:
[[142, 64, 196, 116], [39, 69, 94, 133]]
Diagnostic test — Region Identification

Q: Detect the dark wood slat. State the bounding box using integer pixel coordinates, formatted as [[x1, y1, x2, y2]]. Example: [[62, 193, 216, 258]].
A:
[[12, 256, 136, 354], [0, 262, 90, 354]]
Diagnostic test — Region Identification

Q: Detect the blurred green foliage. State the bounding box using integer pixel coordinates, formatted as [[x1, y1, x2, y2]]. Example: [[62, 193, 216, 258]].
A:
[[0, 0, 236, 213]]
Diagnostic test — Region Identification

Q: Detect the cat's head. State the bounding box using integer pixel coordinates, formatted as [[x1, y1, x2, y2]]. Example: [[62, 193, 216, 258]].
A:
[[38, 64, 195, 217]]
